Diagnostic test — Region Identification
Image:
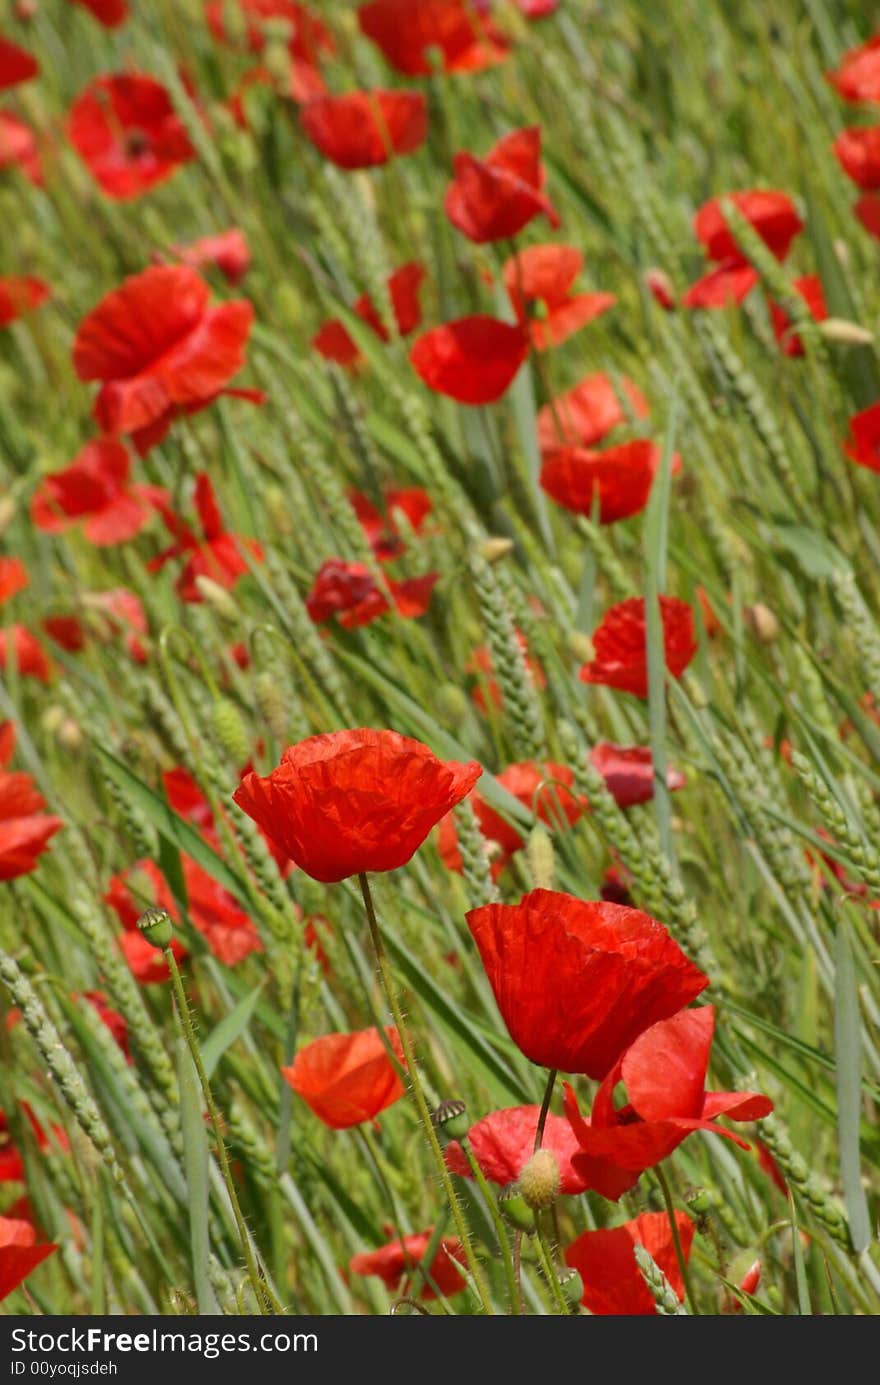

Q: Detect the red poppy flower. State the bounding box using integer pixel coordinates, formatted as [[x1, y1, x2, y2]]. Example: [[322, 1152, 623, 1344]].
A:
[[445, 1105, 629, 1197], [438, 761, 584, 877], [645, 267, 676, 310], [0, 1217, 57, 1303], [681, 260, 760, 309], [68, 74, 195, 199], [281, 1026, 405, 1128], [854, 190, 880, 238], [40, 616, 85, 653], [0, 557, 27, 605], [149, 473, 263, 603], [833, 126, 880, 188], [82, 990, 130, 1059], [349, 486, 432, 561], [0, 111, 42, 184], [0, 38, 38, 90], [564, 1006, 773, 1185], [768, 275, 827, 357], [0, 627, 51, 683], [205, 0, 333, 64], [0, 1104, 69, 1185], [579, 596, 697, 699], [357, 0, 507, 76], [312, 262, 426, 368], [30, 439, 168, 546], [0, 275, 49, 328], [540, 440, 678, 525], [503, 244, 615, 350], [350, 1227, 467, 1300], [467, 630, 545, 714], [305, 558, 437, 628], [0, 729, 62, 882], [600, 863, 634, 906], [827, 34, 880, 104], [105, 863, 188, 983], [83, 587, 148, 661], [301, 90, 427, 169], [589, 743, 685, 808], [233, 728, 482, 882], [73, 266, 255, 441], [844, 400, 880, 471], [565, 1212, 694, 1316], [693, 190, 803, 263], [170, 229, 251, 285], [410, 315, 528, 404], [163, 767, 216, 832], [69, 0, 130, 25], [444, 126, 559, 243], [465, 889, 709, 1077], [536, 372, 649, 451]]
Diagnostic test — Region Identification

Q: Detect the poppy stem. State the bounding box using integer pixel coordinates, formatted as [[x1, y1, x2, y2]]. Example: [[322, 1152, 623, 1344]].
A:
[[164, 947, 282, 1315], [459, 1140, 521, 1313], [655, 1163, 699, 1315], [357, 872, 494, 1315], [533, 1214, 571, 1315], [534, 1068, 558, 1151]]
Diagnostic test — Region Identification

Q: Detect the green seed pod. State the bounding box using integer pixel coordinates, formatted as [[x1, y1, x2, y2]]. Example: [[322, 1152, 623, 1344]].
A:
[[430, 1099, 469, 1142], [255, 671, 288, 741], [499, 1184, 534, 1233], [212, 697, 250, 766], [138, 907, 174, 951], [559, 1267, 584, 1309], [519, 1149, 561, 1210]]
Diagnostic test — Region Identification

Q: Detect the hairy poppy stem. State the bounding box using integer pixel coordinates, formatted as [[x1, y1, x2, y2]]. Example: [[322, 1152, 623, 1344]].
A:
[[655, 1163, 699, 1315], [165, 948, 282, 1315], [534, 1068, 558, 1151], [533, 1214, 571, 1315], [357, 873, 494, 1315], [460, 1140, 521, 1314]]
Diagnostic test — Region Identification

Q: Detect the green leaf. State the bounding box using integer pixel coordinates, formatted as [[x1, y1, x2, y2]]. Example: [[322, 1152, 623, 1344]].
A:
[[834, 919, 871, 1253], [202, 983, 266, 1082], [769, 520, 851, 580]]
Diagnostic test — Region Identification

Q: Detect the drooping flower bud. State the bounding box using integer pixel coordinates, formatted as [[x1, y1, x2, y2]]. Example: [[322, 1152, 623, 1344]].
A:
[[518, 1148, 561, 1210], [559, 1267, 584, 1309], [499, 1183, 534, 1232]]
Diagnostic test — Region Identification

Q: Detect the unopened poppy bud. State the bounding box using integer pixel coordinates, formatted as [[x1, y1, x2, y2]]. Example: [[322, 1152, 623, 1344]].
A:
[[819, 317, 873, 345], [479, 537, 514, 564], [745, 602, 779, 644], [57, 717, 83, 752], [194, 575, 239, 620], [430, 1098, 469, 1141], [0, 494, 16, 533], [559, 1267, 584, 1309], [567, 632, 595, 663], [41, 705, 65, 735], [499, 1184, 534, 1233], [739, 1258, 761, 1297], [832, 238, 850, 269], [526, 825, 555, 890], [686, 1187, 714, 1215], [645, 267, 676, 311], [518, 1148, 561, 1210], [212, 698, 250, 765], [137, 907, 173, 950]]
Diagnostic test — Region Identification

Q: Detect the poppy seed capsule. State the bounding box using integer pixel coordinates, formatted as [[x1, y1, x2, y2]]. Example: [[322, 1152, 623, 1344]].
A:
[[518, 1148, 561, 1210], [559, 1267, 584, 1309], [430, 1099, 469, 1142], [137, 907, 173, 950], [498, 1184, 534, 1233]]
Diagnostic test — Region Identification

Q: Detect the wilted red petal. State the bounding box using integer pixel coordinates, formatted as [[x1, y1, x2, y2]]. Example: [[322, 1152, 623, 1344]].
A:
[[301, 89, 427, 169], [410, 316, 527, 404], [282, 1026, 405, 1128]]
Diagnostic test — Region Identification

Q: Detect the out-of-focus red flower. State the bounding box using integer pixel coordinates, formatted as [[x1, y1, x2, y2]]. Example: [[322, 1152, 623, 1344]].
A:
[[827, 35, 880, 104], [0, 37, 38, 90], [540, 441, 679, 525], [305, 558, 437, 628], [0, 726, 62, 881], [42, 615, 86, 652], [645, 267, 676, 310], [438, 760, 584, 877], [148, 473, 263, 602], [350, 1227, 467, 1299], [68, 74, 195, 199], [358, 0, 507, 75], [205, 0, 333, 63], [756, 1140, 788, 1195], [0, 627, 51, 683], [579, 595, 697, 699], [233, 728, 482, 883], [30, 439, 167, 546], [73, 266, 255, 445], [564, 1006, 773, 1189], [466, 890, 709, 1076], [349, 486, 432, 561], [0, 1105, 69, 1185], [410, 315, 527, 404], [844, 400, 880, 471], [600, 862, 634, 906], [301, 89, 427, 169], [0, 111, 42, 184], [312, 262, 426, 368], [833, 126, 880, 188], [536, 372, 649, 451], [0, 558, 27, 604], [163, 767, 215, 832], [169, 229, 251, 285], [565, 1211, 694, 1316], [681, 260, 760, 309], [85, 587, 149, 662], [82, 990, 130, 1060], [0, 1217, 57, 1303], [503, 244, 615, 350], [693, 190, 803, 263], [589, 743, 686, 807], [854, 190, 880, 238], [69, 0, 130, 25], [0, 275, 49, 328], [445, 1105, 625, 1196], [768, 275, 827, 357], [445, 126, 558, 243], [467, 630, 545, 714], [105, 862, 187, 983], [281, 1026, 405, 1128]]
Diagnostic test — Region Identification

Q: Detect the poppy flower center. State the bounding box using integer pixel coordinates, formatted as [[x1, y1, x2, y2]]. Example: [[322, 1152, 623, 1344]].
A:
[[124, 128, 152, 158]]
